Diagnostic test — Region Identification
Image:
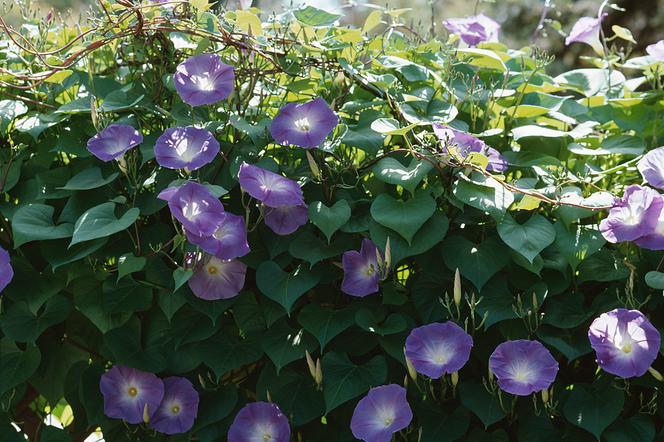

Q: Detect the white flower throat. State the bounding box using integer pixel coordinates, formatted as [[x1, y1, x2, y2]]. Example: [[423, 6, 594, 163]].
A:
[[294, 117, 311, 132]]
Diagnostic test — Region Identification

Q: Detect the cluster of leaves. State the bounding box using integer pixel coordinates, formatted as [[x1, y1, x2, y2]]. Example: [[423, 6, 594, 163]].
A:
[[2, 1, 664, 441]]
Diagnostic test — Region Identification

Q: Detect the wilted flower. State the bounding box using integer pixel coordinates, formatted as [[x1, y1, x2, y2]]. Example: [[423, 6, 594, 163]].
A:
[[163, 181, 225, 237], [270, 98, 339, 148], [350, 384, 413, 442], [188, 255, 246, 300], [0, 246, 14, 292], [87, 124, 143, 162], [150, 377, 199, 435], [599, 185, 663, 244], [237, 162, 305, 208], [186, 212, 250, 260], [227, 401, 291, 442], [588, 308, 660, 378], [565, 15, 607, 55], [264, 204, 309, 235], [342, 239, 384, 297], [433, 124, 507, 172], [638, 147, 664, 190], [489, 340, 559, 396], [646, 40, 664, 61], [99, 365, 164, 424], [154, 127, 220, 171], [405, 321, 473, 379], [442, 14, 500, 47], [174, 53, 235, 106]]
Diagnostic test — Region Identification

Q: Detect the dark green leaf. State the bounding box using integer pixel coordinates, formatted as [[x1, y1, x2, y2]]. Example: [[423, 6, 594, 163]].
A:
[[70, 202, 139, 246]]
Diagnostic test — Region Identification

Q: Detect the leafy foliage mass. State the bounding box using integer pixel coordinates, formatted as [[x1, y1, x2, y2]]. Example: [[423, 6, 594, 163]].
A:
[[2, 1, 664, 441]]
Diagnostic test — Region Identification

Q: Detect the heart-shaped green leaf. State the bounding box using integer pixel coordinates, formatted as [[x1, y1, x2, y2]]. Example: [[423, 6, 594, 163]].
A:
[[70, 202, 140, 246], [645, 271, 664, 290], [117, 253, 146, 281], [289, 231, 347, 267], [256, 261, 320, 313], [563, 383, 624, 440], [261, 320, 317, 374], [370, 212, 449, 265], [12, 204, 74, 247], [372, 157, 433, 194], [308, 200, 351, 243], [441, 235, 509, 290], [58, 167, 119, 191], [298, 304, 356, 350], [553, 222, 605, 270], [370, 192, 436, 244], [322, 352, 387, 414], [497, 214, 556, 263], [452, 173, 514, 219]]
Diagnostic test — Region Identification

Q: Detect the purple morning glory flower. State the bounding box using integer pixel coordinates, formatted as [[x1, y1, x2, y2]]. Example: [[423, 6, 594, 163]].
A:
[[342, 239, 384, 297], [0, 246, 14, 292], [599, 185, 664, 244], [433, 124, 507, 172], [405, 321, 473, 379], [86, 124, 143, 162], [647, 40, 664, 61], [489, 340, 559, 396], [150, 377, 199, 435], [227, 402, 291, 442], [188, 255, 246, 300], [165, 181, 225, 237], [442, 14, 500, 47], [638, 147, 664, 190], [174, 53, 235, 106], [99, 365, 164, 424], [270, 98, 339, 148], [588, 308, 660, 378], [565, 15, 607, 54], [186, 212, 250, 260], [154, 127, 220, 171], [634, 208, 664, 250], [237, 162, 305, 208], [264, 204, 308, 235], [350, 384, 413, 442]]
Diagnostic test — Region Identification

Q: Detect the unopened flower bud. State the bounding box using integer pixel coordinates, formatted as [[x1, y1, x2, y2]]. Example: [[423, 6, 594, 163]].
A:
[[305, 350, 317, 380], [541, 388, 549, 404], [305, 151, 321, 180], [143, 404, 150, 424], [453, 268, 461, 307], [315, 358, 323, 386], [649, 367, 664, 382], [451, 371, 459, 387], [383, 237, 391, 272], [404, 348, 417, 381]]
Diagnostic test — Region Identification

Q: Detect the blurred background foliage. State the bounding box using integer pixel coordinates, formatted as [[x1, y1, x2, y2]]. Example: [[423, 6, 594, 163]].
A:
[[7, 0, 664, 74]]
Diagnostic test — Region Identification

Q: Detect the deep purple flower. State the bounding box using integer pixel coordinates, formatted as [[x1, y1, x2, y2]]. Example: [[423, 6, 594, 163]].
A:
[[237, 162, 304, 208], [565, 15, 607, 54], [154, 127, 220, 171], [188, 256, 246, 300], [350, 384, 413, 442], [638, 147, 664, 190], [599, 185, 664, 244], [99, 365, 164, 424], [86, 124, 143, 162], [174, 53, 235, 106], [647, 40, 664, 61], [489, 340, 559, 396], [442, 14, 500, 47], [264, 204, 308, 235], [166, 181, 225, 237], [270, 98, 339, 148], [150, 377, 199, 435], [227, 402, 290, 442], [342, 239, 383, 297], [405, 322, 473, 379], [186, 212, 250, 259], [0, 246, 13, 292], [433, 124, 507, 172], [588, 308, 660, 378]]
